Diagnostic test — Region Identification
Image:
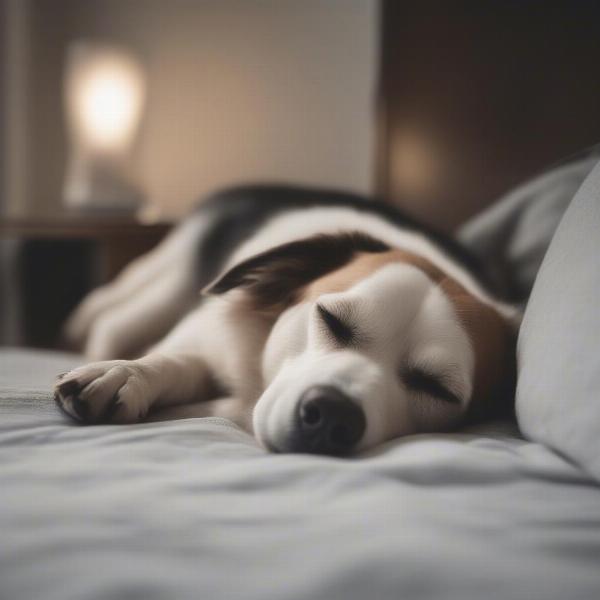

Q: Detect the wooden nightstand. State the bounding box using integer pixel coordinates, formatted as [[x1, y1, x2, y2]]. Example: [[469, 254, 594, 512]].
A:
[[0, 213, 171, 349]]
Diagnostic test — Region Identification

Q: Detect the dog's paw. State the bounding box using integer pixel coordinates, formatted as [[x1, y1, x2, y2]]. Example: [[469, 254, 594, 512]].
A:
[[54, 361, 151, 424]]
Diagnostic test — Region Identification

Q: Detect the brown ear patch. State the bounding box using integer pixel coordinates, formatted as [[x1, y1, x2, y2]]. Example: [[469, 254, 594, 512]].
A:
[[203, 232, 389, 308]]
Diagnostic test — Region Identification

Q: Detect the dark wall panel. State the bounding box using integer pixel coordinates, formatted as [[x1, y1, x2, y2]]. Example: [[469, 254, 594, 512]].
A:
[[378, 0, 600, 230]]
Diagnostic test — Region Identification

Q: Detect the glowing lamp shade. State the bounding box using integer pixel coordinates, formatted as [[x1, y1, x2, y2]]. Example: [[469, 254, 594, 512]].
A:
[[63, 43, 146, 210]]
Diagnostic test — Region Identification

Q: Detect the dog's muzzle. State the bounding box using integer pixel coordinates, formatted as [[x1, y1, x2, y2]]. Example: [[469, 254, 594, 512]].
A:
[[288, 385, 366, 456]]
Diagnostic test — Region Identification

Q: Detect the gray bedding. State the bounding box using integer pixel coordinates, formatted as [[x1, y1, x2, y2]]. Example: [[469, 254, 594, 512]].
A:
[[2, 348, 600, 600]]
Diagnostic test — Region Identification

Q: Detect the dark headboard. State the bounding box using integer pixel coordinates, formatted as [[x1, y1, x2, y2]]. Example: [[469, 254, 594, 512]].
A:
[[377, 0, 600, 231]]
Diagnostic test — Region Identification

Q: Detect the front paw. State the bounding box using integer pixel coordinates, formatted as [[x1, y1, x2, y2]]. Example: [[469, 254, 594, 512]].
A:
[[54, 361, 150, 424]]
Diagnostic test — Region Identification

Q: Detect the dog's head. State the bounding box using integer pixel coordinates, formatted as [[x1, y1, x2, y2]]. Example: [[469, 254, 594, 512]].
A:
[[206, 232, 518, 456]]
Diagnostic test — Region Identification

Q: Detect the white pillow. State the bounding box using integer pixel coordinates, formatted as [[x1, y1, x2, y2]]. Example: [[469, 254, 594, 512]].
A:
[[516, 160, 600, 480]]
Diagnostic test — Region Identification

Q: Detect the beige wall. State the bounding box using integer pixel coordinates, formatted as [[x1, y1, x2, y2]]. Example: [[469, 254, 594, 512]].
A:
[[15, 0, 378, 220]]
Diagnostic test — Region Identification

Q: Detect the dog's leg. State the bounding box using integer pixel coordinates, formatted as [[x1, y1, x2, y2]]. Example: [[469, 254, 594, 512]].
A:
[[63, 245, 175, 350], [63, 215, 207, 352], [83, 269, 196, 360], [56, 297, 266, 427], [54, 352, 217, 425]]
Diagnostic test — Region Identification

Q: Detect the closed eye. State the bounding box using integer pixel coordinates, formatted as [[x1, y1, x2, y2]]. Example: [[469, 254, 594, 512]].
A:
[[316, 304, 356, 345], [403, 368, 462, 405]]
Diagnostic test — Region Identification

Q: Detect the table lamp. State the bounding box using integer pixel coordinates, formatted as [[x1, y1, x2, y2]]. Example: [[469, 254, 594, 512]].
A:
[[63, 42, 146, 212]]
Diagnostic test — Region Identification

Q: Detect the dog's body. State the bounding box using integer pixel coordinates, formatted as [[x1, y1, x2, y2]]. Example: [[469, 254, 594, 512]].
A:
[[55, 185, 519, 455]]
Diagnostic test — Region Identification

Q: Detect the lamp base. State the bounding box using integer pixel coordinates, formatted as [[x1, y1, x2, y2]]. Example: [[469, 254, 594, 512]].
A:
[[63, 152, 142, 213]]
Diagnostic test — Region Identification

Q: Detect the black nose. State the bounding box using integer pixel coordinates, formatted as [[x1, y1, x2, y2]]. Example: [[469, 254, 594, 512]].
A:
[[294, 385, 366, 455]]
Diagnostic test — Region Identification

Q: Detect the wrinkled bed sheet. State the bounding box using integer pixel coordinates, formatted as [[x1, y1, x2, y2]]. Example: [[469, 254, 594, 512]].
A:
[[1, 348, 600, 600]]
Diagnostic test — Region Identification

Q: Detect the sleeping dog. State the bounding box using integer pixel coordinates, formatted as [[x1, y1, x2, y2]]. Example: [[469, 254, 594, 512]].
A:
[[55, 185, 519, 455]]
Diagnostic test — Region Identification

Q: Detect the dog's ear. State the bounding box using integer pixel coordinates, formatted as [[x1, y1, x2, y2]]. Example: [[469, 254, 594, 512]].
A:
[[203, 232, 389, 308]]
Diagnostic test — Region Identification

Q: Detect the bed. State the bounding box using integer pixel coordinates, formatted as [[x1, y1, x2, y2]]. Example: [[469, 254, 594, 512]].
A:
[[2, 351, 600, 600], [2, 148, 600, 600], [4, 2, 600, 597]]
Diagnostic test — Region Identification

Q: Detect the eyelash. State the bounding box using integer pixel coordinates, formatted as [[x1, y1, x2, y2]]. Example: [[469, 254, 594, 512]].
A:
[[403, 368, 461, 405], [316, 304, 356, 345]]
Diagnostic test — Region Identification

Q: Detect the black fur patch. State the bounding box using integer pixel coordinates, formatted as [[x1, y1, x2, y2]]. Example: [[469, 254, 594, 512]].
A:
[[192, 184, 500, 297], [204, 232, 389, 307]]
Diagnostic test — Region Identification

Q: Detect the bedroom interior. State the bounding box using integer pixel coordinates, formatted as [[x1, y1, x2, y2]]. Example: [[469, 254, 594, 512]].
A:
[[1, 1, 600, 599]]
